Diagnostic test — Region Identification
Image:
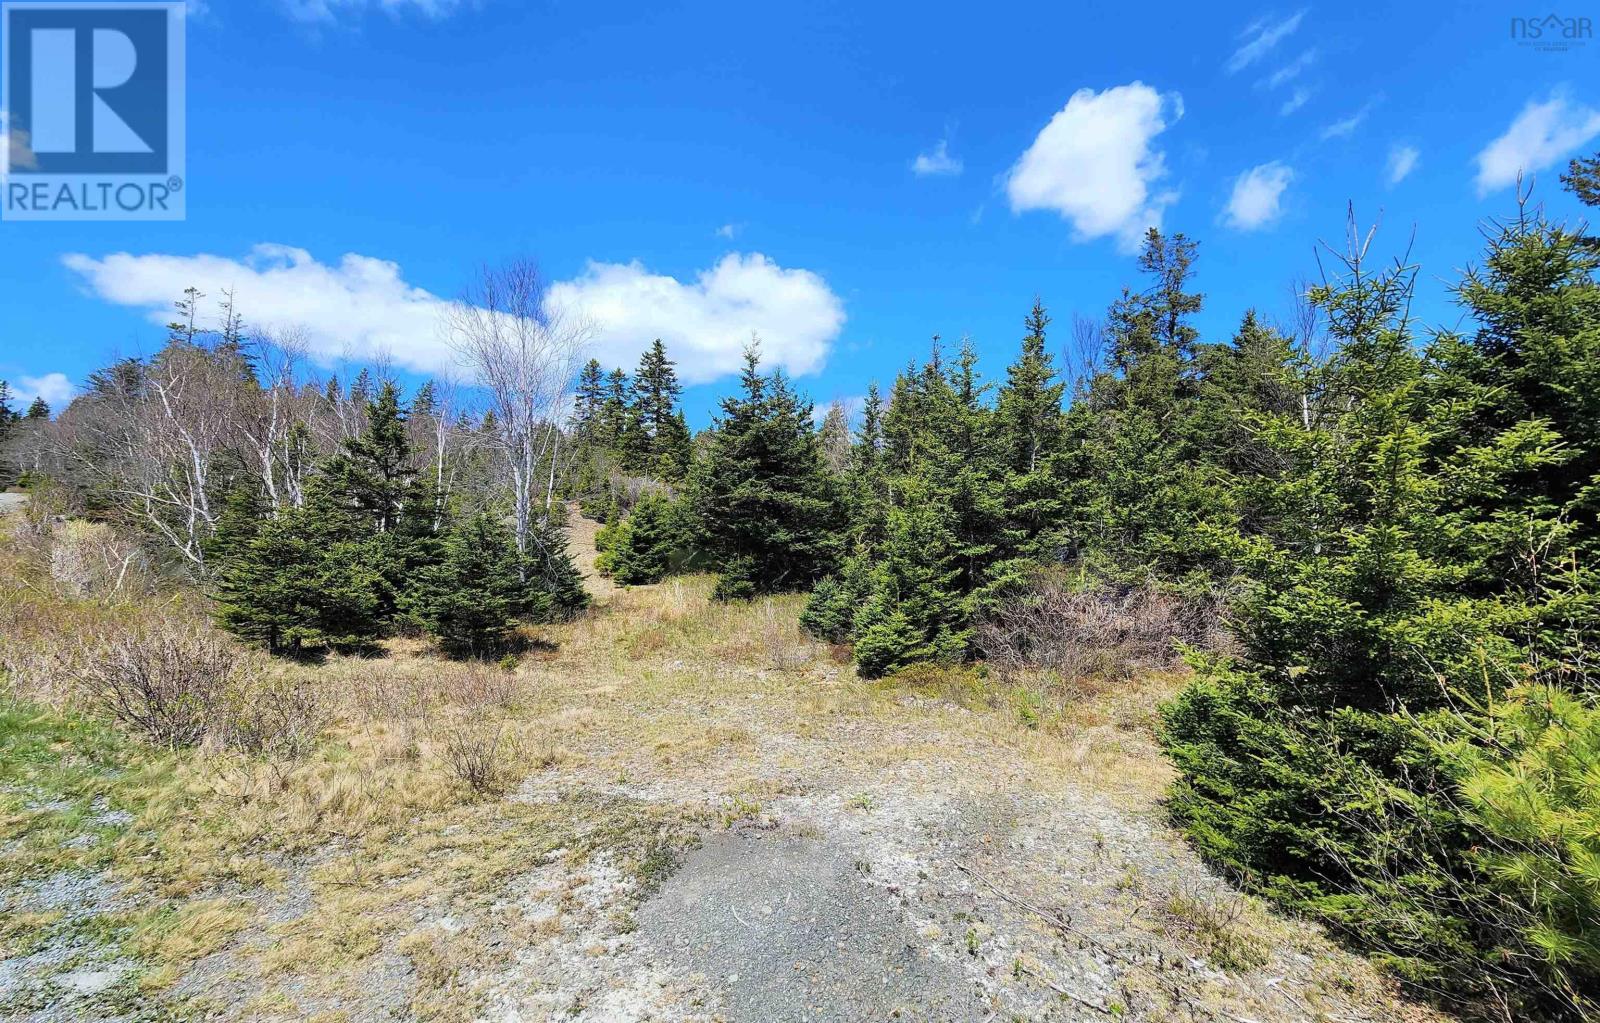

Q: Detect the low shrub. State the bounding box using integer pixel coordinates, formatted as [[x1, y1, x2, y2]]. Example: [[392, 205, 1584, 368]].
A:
[[72, 615, 322, 756], [75, 615, 239, 747], [48, 520, 151, 600], [436, 718, 510, 794], [975, 571, 1229, 683]]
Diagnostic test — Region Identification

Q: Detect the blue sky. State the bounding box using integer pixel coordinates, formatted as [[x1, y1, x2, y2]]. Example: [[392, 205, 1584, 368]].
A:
[[2, 0, 1598, 426]]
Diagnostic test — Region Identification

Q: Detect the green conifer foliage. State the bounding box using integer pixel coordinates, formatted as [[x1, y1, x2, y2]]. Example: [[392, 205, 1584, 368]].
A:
[[690, 345, 843, 599], [406, 512, 530, 655], [608, 491, 685, 585]]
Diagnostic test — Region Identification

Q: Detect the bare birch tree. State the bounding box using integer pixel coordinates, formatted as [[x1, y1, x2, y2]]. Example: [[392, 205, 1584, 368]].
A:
[[446, 260, 588, 564]]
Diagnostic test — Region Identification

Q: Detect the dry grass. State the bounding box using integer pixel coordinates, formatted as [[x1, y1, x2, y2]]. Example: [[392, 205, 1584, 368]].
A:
[[0, 509, 1207, 1020]]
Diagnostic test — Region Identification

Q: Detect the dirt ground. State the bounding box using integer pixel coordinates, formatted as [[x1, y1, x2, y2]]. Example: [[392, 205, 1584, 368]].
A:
[[0, 508, 1445, 1023]]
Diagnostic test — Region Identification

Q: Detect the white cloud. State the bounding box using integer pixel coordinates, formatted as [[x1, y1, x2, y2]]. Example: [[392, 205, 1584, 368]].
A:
[[1006, 82, 1183, 251], [1227, 11, 1306, 74], [715, 223, 742, 239], [1262, 49, 1316, 90], [11, 373, 75, 411], [1387, 144, 1419, 186], [63, 246, 846, 386], [546, 253, 844, 383], [1, 110, 38, 173], [1223, 161, 1293, 231], [1321, 99, 1377, 140], [911, 138, 963, 177], [279, 0, 467, 23], [65, 245, 456, 373], [1280, 86, 1311, 116], [1475, 90, 1600, 196]]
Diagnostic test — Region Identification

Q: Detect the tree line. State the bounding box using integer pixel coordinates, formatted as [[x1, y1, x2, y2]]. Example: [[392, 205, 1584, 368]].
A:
[[5, 157, 1597, 1019]]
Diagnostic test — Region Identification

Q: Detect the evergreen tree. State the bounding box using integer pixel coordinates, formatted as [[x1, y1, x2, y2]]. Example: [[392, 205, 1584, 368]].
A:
[[690, 345, 844, 599], [213, 502, 391, 657], [572, 359, 606, 435], [628, 339, 693, 478], [165, 286, 204, 346], [599, 369, 631, 452], [412, 380, 439, 418], [1160, 212, 1600, 1015], [608, 490, 689, 585], [406, 512, 531, 656], [1562, 151, 1600, 208], [522, 516, 590, 621], [0, 382, 15, 443], [1075, 229, 1226, 583], [994, 300, 1066, 476], [846, 383, 890, 549], [993, 301, 1070, 569], [321, 380, 417, 534], [849, 484, 971, 677], [817, 401, 852, 474], [24, 397, 49, 420]]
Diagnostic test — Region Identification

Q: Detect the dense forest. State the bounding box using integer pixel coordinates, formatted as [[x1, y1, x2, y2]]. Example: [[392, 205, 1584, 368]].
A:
[[3, 158, 1598, 1019]]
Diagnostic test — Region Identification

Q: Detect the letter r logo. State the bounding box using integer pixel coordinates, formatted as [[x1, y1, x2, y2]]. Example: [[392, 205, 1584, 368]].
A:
[[29, 26, 153, 154], [3, 3, 176, 174]]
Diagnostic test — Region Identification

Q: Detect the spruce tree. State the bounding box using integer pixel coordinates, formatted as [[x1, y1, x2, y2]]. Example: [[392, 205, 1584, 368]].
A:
[[522, 517, 591, 621], [406, 512, 530, 656], [849, 483, 971, 678], [690, 345, 844, 599], [1076, 229, 1225, 583], [321, 380, 417, 534], [608, 490, 682, 585], [628, 339, 693, 478], [572, 359, 607, 434], [1160, 212, 1600, 1014], [846, 383, 890, 550], [817, 401, 852, 474], [0, 382, 15, 443], [993, 301, 1070, 570]]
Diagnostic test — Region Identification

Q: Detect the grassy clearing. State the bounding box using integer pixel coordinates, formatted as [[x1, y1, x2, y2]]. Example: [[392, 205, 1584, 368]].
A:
[[0, 512, 1375, 1020]]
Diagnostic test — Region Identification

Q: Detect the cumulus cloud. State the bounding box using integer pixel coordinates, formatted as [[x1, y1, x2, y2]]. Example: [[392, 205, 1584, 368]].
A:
[[1387, 144, 1420, 185], [279, 0, 467, 23], [1006, 82, 1183, 251], [1227, 11, 1306, 74], [11, 373, 75, 411], [1223, 161, 1293, 231], [546, 253, 844, 383], [1475, 90, 1600, 196], [63, 246, 846, 386], [911, 138, 963, 177], [65, 245, 455, 372], [1, 110, 38, 173]]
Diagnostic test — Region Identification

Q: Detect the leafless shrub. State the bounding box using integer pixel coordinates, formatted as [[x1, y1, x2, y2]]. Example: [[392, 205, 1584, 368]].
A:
[[350, 664, 436, 723], [64, 614, 323, 756], [443, 661, 520, 709], [437, 718, 510, 794], [976, 572, 1232, 686], [1153, 883, 1269, 972], [74, 615, 239, 747], [757, 600, 814, 672], [48, 520, 151, 599], [211, 672, 327, 760]]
